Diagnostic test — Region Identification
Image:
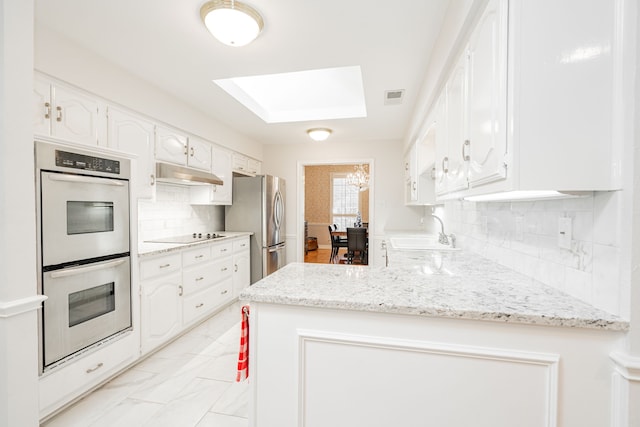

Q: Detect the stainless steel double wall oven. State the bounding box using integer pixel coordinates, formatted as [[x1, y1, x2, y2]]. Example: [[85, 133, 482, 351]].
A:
[[36, 141, 132, 372]]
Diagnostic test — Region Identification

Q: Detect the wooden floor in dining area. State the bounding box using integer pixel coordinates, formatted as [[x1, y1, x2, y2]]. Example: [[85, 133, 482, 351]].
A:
[[304, 248, 342, 264], [304, 248, 367, 265]]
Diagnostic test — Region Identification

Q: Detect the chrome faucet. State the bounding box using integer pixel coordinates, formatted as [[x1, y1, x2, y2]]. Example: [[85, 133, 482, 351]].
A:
[[432, 214, 449, 246]]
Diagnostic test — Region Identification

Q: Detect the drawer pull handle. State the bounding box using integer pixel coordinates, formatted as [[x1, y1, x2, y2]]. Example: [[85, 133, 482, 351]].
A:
[[44, 102, 51, 119], [221, 267, 228, 272], [56, 106, 63, 122], [221, 248, 228, 252], [86, 362, 104, 374], [234, 264, 238, 272], [221, 290, 228, 295], [196, 303, 204, 308], [178, 285, 183, 296], [195, 255, 204, 259], [195, 276, 204, 281], [159, 263, 171, 269]]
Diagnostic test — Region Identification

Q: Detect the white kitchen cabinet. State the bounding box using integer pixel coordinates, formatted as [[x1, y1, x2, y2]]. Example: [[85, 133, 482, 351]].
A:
[[435, 53, 469, 196], [432, 0, 624, 200], [232, 152, 261, 176], [155, 127, 212, 171], [107, 106, 156, 199], [34, 76, 103, 147], [187, 136, 213, 171], [39, 332, 138, 420], [140, 253, 182, 354], [405, 120, 437, 205], [155, 125, 188, 165], [466, 0, 508, 188], [190, 145, 233, 205], [232, 237, 251, 297]]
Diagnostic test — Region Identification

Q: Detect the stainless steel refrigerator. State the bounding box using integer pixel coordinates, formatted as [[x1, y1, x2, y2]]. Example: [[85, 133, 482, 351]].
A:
[[225, 175, 286, 284]]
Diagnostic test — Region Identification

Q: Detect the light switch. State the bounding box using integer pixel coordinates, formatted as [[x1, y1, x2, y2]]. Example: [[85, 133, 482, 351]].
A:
[[558, 217, 572, 249]]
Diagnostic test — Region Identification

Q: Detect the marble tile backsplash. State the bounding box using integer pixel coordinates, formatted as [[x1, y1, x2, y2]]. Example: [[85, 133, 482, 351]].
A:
[[138, 184, 224, 242], [445, 191, 624, 317]]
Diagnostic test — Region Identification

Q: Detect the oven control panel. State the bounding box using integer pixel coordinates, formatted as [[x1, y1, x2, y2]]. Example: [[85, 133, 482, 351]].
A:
[[55, 150, 121, 174]]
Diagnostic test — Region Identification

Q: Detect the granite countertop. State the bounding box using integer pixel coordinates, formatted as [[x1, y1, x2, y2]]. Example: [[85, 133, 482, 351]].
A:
[[138, 231, 252, 257], [240, 249, 628, 331]]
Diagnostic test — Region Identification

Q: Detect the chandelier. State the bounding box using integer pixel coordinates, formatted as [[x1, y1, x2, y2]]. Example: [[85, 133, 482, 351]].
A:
[[346, 164, 369, 192]]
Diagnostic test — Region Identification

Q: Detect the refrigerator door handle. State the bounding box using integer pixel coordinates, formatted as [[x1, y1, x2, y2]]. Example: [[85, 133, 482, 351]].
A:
[[274, 190, 283, 230]]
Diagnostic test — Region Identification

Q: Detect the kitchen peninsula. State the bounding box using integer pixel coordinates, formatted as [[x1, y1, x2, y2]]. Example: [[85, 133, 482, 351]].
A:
[[240, 250, 627, 427]]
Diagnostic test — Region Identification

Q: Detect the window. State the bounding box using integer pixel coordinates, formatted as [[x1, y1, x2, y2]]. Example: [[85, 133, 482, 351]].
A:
[[331, 173, 360, 230]]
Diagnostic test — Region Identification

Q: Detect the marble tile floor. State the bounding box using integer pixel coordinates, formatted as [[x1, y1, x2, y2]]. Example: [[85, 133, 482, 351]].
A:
[[42, 301, 249, 427]]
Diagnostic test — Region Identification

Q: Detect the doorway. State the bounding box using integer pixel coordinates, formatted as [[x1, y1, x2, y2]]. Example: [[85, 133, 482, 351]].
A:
[[297, 160, 374, 264]]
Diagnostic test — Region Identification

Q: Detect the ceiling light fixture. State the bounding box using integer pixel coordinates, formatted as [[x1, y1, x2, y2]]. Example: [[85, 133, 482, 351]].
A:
[[200, 0, 264, 47], [307, 128, 332, 142]]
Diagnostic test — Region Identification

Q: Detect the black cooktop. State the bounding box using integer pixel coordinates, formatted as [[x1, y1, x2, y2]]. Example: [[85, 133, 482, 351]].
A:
[[146, 233, 225, 244]]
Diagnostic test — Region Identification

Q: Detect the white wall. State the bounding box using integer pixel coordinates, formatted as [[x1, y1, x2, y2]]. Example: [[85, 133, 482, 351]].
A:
[[262, 139, 435, 263], [34, 24, 263, 160], [0, 0, 41, 425]]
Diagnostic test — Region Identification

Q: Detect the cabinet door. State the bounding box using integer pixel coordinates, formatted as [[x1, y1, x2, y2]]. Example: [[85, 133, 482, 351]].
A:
[[187, 137, 212, 171], [467, 0, 508, 187], [233, 250, 250, 297], [141, 272, 182, 354], [107, 107, 156, 199], [443, 55, 469, 193], [211, 146, 233, 204], [51, 85, 100, 146], [155, 126, 187, 165], [248, 158, 261, 174], [405, 144, 418, 204], [434, 93, 448, 195], [33, 78, 52, 136]]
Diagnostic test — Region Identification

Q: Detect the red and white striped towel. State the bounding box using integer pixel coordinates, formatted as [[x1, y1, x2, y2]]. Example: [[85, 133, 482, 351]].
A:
[[236, 305, 250, 382]]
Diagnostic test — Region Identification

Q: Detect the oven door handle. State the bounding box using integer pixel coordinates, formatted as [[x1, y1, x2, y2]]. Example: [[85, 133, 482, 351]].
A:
[[47, 173, 126, 187], [49, 259, 126, 279]]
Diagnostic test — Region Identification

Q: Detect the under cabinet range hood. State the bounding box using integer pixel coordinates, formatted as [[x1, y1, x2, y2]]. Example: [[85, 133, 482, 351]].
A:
[[155, 162, 223, 185]]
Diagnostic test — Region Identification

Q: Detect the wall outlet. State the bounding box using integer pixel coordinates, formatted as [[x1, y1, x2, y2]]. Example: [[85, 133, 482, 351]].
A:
[[558, 217, 572, 249]]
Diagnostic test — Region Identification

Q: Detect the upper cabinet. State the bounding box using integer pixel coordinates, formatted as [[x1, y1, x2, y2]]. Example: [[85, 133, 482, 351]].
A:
[[155, 127, 213, 172], [190, 145, 233, 205], [34, 76, 104, 147], [107, 107, 156, 199], [429, 0, 625, 201], [232, 153, 261, 176], [405, 120, 437, 205]]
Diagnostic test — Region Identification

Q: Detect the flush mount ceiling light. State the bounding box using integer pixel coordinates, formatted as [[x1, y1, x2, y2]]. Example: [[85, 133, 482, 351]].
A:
[[307, 128, 332, 142], [200, 0, 264, 47]]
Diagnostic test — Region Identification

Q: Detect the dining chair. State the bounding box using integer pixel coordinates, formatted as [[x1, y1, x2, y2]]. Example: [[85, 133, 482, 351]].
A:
[[328, 225, 348, 262], [346, 227, 368, 265]]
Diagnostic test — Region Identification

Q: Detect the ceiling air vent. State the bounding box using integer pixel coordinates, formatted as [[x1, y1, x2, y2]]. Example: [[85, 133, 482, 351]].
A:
[[384, 89, 405, 105]]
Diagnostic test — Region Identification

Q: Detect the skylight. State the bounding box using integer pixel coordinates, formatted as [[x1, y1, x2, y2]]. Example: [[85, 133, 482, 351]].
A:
[[213, 66, 367, 123]]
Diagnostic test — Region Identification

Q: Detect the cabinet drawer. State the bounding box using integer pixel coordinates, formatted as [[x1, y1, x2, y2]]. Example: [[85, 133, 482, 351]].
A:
[[39, 332, 137, 418], [212, 257, 233, 279], [182, 245, 212, 267], [140, 253, 181, 280], [212, 242, 233, 257], [182, 279, 232, 325], [233, 237, 250, 252], [183, 262, 216, 295]]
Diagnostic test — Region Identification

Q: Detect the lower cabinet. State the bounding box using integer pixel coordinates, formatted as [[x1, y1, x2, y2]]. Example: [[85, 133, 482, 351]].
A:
[[39, 332, 138, 420], [233, 237, 251, 297], [140, 270, 182, 354], [139, 236, 247, 356]]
